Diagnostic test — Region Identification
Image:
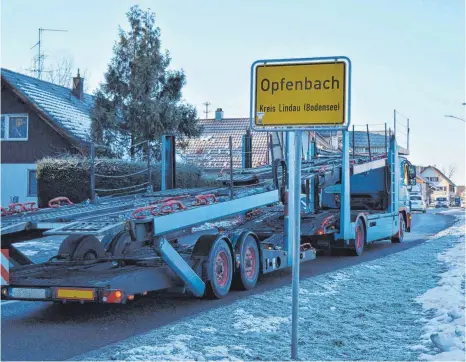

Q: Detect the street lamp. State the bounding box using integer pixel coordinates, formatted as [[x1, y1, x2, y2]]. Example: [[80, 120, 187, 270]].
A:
[[444, 115, 465, 122]]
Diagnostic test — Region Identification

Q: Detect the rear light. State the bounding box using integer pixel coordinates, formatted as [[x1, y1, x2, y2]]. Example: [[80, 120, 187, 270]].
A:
[[316, 229, 324, 235], [127, 295, 134, 301], [102, 289, 124, 303]]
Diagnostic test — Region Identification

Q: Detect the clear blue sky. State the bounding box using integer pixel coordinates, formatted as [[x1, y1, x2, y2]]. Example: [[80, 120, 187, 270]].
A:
[[2, 0, 465, 183]]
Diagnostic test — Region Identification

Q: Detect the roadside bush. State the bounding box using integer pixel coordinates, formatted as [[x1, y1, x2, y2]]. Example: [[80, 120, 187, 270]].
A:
[[36, 156, 220, 208]]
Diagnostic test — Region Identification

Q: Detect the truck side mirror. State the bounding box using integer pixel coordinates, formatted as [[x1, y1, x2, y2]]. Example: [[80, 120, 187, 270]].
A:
[[408, 165, 416, 180]]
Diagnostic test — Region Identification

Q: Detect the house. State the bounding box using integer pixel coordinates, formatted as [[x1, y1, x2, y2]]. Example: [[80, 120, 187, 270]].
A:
[[317, 129, 388, 154], [349, 131, 387, 155], [181, 112, 269, 170], [181, 109, 333, 173], [1, 68, 93, 206], [409, 174, 429, 202], [419, 166, 457, 202], [456, 185, 465, 201]]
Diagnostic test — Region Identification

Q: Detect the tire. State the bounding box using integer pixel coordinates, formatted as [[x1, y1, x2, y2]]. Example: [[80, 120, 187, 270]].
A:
[[205, 238, 233, 299], [349, 218, 365, 256], [391, 213, 405, 243], [233, 234, 260, 290], [108, 231, 131, 257]]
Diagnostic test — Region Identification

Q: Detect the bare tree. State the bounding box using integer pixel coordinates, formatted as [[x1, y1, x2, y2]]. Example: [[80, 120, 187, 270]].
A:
[[46, 57, 73, 87], [43, 56, 91, 92], [441, 164, 456, 179]]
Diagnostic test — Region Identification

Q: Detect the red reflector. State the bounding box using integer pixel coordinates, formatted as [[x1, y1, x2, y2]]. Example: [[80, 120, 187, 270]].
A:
[[103, 290, 124, 303]]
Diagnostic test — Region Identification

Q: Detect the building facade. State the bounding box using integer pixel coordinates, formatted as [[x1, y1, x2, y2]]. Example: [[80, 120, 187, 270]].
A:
[[1, 68, 93, 206], [420, 166, 457, 202]]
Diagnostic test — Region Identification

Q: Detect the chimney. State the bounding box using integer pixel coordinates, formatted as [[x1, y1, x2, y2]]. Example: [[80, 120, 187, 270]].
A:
[[215, 108, 224, 121], [72, 69, 84, 100]]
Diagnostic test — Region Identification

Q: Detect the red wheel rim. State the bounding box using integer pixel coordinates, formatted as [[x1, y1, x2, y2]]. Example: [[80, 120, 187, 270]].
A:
[[215, 251, 229, 287], [356, 225, 363, 249], [244, 246, 256, 280]]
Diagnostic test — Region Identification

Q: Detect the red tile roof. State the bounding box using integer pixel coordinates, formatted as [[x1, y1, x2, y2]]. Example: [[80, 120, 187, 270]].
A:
[[181, 118, 269, 169]]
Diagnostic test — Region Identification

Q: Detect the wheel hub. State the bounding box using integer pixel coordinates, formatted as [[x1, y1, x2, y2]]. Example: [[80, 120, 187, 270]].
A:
[[244, 246, 256, 279], [215, 251, 229, 287]]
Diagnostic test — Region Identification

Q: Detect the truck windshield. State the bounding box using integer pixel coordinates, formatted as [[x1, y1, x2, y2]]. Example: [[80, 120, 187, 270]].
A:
[[436, 198, 447, 201], [410, 196, 422, 200]]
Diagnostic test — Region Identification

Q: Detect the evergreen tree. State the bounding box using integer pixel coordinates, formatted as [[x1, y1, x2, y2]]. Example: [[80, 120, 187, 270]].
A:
[[91, 5, 201, 159]]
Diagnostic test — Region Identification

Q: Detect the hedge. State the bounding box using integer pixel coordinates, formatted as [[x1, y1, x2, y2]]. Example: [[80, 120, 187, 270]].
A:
[[36, 156, 221, 208]]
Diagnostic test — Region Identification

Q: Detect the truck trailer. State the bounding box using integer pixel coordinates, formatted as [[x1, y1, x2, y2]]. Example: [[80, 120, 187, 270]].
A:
[[0, 130, 415, 304]]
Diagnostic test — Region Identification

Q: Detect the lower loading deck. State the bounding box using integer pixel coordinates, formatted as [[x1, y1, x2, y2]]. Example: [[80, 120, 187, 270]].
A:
[[3, 206, 319, 303]]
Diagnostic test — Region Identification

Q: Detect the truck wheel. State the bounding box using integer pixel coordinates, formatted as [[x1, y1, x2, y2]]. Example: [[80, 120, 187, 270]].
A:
[[205, 238, 233, 299], [108, 231, 131, 257], [350, 218, 365, 256], [391, 213, 405, 243], [233, 234, 260, 290]]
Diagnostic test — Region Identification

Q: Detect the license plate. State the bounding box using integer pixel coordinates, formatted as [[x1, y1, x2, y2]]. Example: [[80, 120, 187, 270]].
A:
[[10, 288, 47, 299]]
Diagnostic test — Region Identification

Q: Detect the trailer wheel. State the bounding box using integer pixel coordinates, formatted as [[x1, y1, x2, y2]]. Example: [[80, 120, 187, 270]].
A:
[[108, 231, 131, 257], [72, 235, 106, 260], [205, 238, 233, 299], [233, 234, 260, 290], [391, 213, 405, 243], [350, 218, 365, 256], [58, 235, 105, 261]]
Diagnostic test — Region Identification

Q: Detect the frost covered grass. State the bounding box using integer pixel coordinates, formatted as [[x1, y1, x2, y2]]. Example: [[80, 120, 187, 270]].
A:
[[414, 213, 465, 361], [76, 213, 464, 361]]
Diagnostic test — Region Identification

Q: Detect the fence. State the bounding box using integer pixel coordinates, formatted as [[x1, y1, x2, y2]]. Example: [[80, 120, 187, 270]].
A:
[[90, 140, 153, 201]]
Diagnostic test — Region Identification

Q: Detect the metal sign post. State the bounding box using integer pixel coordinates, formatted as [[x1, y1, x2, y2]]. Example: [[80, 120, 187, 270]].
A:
[[250, 56, 351, 360], [286, 131, 302, 359]]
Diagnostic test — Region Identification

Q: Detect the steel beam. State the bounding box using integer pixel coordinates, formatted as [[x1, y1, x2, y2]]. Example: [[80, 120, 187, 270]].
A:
[[153, 190, 279, 236]]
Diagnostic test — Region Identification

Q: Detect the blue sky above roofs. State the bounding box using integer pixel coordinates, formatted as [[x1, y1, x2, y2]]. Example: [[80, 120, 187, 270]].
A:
[[1, 0, 465, 183]]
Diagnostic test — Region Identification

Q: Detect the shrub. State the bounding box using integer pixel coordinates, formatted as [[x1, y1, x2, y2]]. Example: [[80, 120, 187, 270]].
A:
[[36, 156, 220, 207]]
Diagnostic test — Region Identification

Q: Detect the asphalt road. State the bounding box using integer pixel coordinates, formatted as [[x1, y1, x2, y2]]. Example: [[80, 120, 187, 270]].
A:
[[0, 211, 456, 361]]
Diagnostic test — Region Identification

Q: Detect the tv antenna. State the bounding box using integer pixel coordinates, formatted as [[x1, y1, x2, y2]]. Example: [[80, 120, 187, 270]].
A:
[[31, 28, 68, 79], [203, 101, 211, 119]]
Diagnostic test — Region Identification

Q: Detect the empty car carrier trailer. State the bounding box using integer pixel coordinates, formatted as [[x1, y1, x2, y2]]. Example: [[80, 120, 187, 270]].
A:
[[0, 131, 415, 304]]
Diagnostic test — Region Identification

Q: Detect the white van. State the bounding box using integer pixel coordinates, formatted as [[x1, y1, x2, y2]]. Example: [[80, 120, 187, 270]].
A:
[[410, 194, 426, 213]]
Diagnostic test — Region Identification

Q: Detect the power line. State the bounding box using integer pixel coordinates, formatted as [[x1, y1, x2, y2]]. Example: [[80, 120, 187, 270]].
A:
[[203, 101, 211, 119], [394, 110, 410, 120]]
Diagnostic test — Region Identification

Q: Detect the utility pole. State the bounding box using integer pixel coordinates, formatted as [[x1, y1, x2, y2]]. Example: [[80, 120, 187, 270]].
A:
[[203, 102, 211, 119], [31, 28, 67, 79]]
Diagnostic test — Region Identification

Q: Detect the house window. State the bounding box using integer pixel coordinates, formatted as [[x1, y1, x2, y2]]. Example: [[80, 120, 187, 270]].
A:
[[1, 114, 28, 141], [28, 170, 37, 196]]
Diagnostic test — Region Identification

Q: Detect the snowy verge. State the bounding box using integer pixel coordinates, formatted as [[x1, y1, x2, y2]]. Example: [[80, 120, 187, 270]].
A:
[[415, 213, 465, 361]]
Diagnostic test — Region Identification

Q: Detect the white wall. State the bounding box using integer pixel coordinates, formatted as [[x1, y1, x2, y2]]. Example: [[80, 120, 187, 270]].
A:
[[420, 167, 455, 200], [1, 164, 37, 206]]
